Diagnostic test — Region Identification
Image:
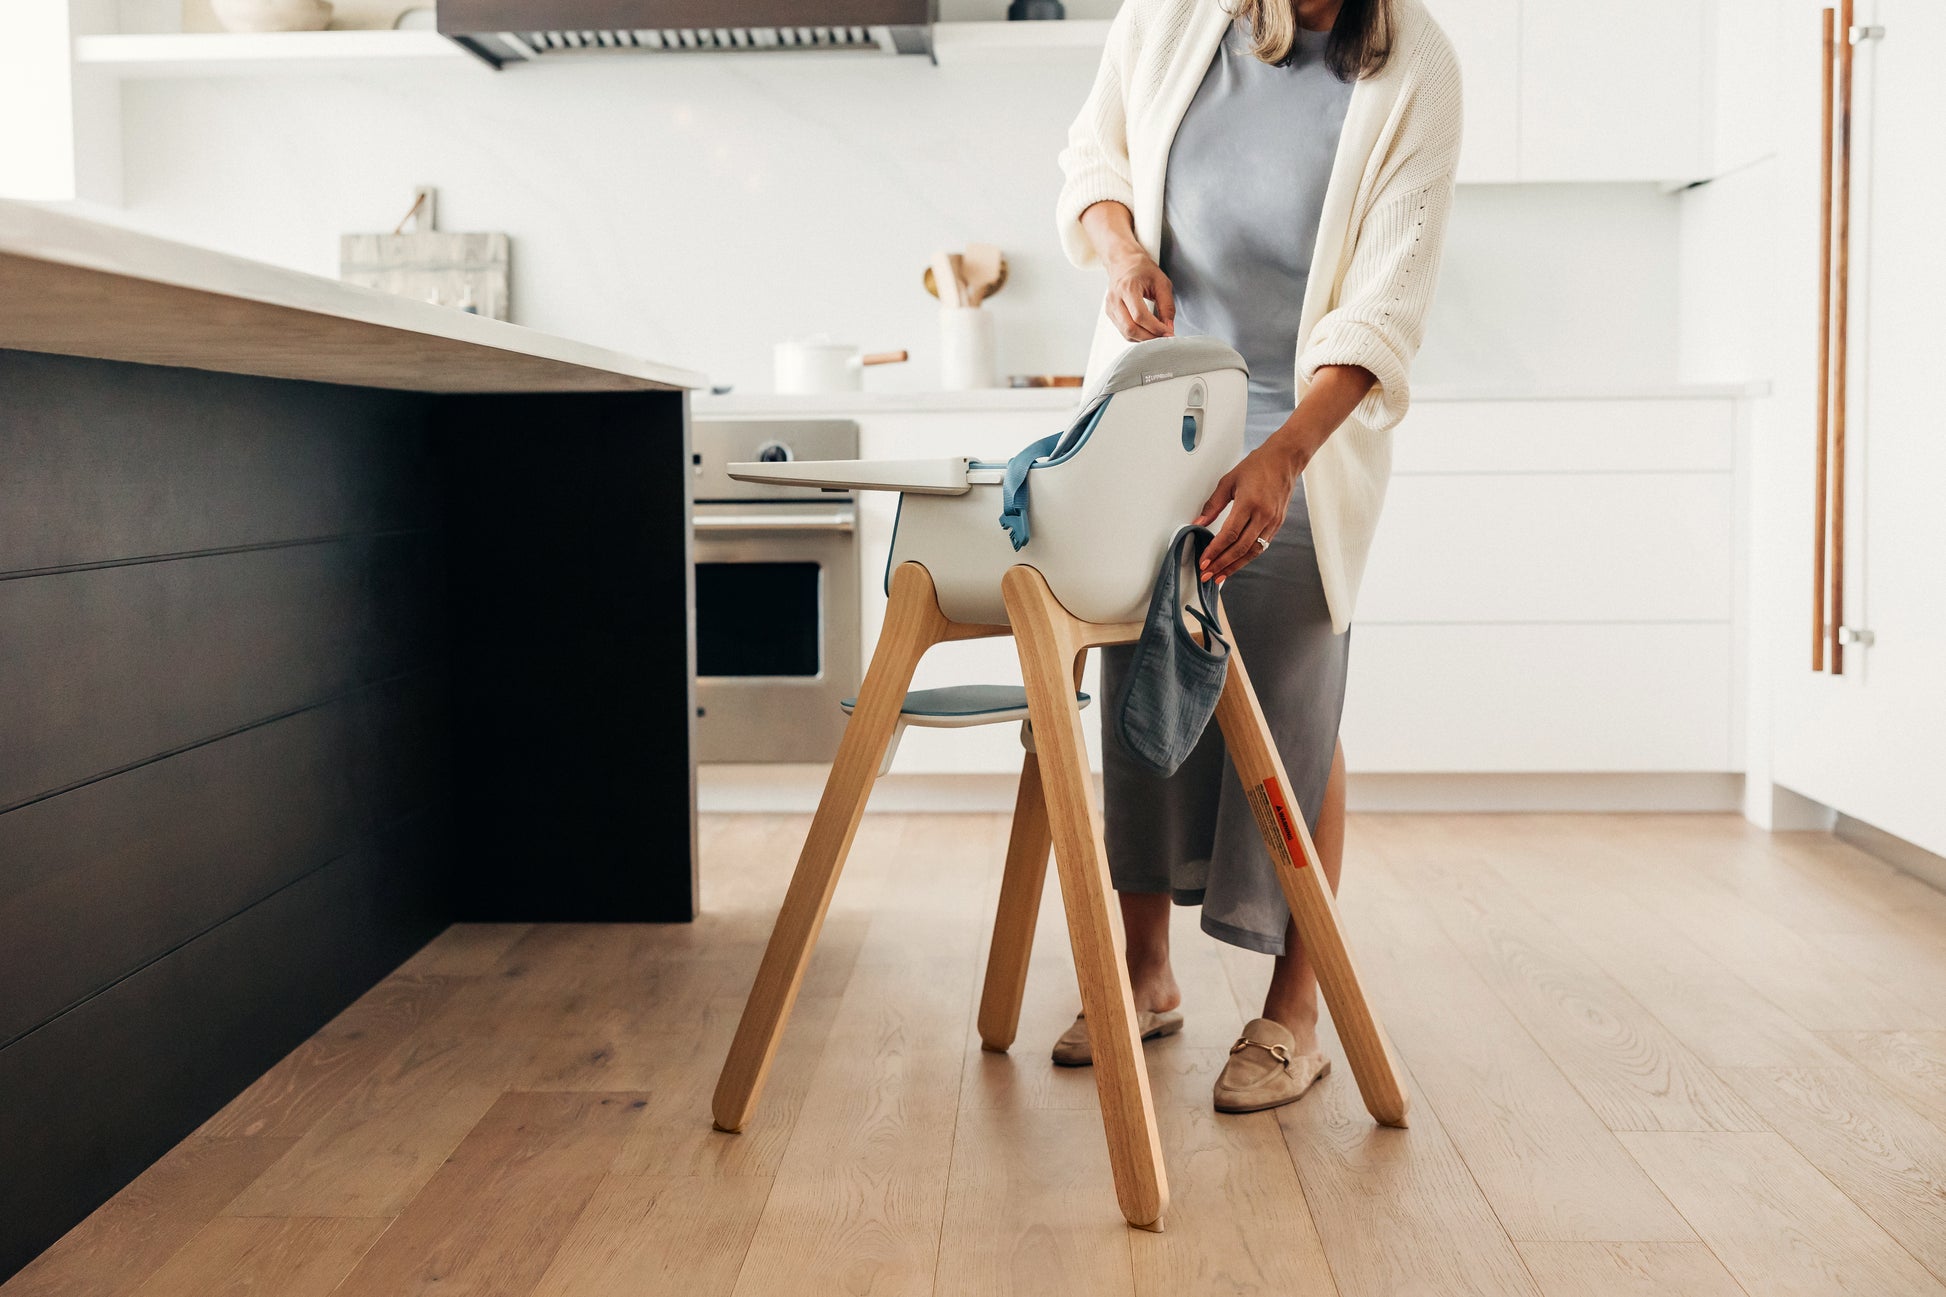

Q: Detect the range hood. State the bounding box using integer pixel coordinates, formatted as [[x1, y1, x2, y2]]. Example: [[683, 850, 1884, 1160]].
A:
[[438, 0, 935, 65]]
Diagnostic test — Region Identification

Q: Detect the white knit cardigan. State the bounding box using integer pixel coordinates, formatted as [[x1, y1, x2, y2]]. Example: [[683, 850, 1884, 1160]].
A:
[[1056, 0, 1462, 632]]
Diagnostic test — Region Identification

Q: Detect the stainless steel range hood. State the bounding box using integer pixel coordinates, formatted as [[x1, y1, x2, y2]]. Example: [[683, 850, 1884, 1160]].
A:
[[438, 0, 935, 66]]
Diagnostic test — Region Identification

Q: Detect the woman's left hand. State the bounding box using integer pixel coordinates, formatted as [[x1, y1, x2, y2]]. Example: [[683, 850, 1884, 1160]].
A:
[[1190, 365, 1378, 582], [1191, 438, 1308, 583]]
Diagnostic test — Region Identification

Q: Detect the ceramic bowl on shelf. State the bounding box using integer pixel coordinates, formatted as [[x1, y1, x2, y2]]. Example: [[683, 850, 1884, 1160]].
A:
[[210, 0, 334, 31]]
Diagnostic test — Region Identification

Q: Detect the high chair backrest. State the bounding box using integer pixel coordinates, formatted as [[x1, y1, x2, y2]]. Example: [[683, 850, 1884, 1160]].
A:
[[891, 336, 1248, 626]]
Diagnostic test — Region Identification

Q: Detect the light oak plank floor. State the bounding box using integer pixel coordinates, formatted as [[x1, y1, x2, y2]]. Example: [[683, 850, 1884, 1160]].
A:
[[7, 813, 1946, 1297]]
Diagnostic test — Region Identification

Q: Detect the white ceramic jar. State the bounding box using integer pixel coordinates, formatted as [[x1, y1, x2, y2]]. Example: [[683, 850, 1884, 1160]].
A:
[[210, 0, 333, 31], [938, 308, 996, 391]]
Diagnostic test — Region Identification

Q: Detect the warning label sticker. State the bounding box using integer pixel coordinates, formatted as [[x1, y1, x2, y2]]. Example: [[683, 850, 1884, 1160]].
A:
[[1245, 777, 1307, 870]]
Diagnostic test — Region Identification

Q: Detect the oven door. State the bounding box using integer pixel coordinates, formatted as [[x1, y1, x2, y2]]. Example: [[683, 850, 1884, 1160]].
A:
[[692, 502, 861, 763]]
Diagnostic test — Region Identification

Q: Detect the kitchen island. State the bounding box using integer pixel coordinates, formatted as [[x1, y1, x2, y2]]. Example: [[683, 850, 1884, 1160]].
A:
[[0, 201, 704, 1279]]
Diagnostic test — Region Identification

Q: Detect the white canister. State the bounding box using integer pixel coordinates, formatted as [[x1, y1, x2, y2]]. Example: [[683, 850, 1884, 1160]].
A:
[[938, 307, 996, 391]]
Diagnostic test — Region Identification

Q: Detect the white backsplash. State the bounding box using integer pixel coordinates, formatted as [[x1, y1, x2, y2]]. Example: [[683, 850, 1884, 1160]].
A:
[[104, 55, 1682, 394]]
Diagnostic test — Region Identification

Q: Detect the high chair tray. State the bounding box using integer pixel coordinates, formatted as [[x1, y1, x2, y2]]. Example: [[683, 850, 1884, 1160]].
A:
[[727, 457, 976, 496]]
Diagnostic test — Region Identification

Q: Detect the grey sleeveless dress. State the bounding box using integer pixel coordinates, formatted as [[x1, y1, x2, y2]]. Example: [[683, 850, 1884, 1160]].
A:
[[1099, 20, 1355, 955]]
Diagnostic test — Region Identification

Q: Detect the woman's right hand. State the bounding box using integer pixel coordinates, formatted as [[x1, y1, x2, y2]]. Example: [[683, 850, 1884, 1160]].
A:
[[1079, 200, 1175, 341], [1103, 248, 1175, 341]]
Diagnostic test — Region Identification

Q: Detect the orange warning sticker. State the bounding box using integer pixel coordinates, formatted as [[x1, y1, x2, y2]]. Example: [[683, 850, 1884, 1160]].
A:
[[1245, 777, 1307, 869]]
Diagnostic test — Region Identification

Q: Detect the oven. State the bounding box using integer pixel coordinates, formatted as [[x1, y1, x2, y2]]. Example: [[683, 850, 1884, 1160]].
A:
[[692, 419, 861, 763]]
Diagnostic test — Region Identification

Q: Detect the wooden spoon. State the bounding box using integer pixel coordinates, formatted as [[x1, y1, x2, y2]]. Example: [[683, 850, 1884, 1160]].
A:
[[962, 243, 1005, 306], [930, 251, 964, 308]]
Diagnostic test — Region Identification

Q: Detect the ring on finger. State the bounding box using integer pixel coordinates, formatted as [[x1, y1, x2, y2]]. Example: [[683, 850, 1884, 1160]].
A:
[[1253, 535, 1270, 553]]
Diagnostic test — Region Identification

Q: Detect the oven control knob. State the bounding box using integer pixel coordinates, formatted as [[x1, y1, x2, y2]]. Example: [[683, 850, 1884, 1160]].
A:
[[755, 441, 793, 463]]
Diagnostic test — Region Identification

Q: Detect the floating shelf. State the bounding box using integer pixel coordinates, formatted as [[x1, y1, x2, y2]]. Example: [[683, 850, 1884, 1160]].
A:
[[930, 19, 1109, 59], [71, 21, 1106, 76], [72, 31, 472, 76]]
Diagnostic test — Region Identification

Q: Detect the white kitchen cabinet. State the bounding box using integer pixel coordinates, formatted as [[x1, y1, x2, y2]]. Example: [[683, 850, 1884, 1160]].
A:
[[1344, 622, 1734, 771], [1392, 399, 1734, 473], [1355, 394, 1739, 772], [1518, 0, 1709, 182], [1708, 0, 1785, 177], [1425, 0, 1522, 184], [769, 392, 1744, 782], [1765, 0, 1946, 856], [1358, 472, 1734, 624], [1363, 400, 1738, 628]]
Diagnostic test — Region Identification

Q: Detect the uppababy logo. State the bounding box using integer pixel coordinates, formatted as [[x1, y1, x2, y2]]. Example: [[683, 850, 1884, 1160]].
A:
[[1141, 371, 1177, 383]]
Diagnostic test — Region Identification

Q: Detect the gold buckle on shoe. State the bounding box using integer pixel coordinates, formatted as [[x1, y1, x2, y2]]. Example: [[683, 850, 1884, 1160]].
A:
[[1229, 1036, 1291, 1068]]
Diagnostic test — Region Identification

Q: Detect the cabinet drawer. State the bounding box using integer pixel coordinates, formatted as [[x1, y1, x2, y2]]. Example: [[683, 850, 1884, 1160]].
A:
[[1396, 400, 1735, 474], [885, 622, 1737, 776], [1342, 622, 1734, 771], [1357, 472, 1733, 624]]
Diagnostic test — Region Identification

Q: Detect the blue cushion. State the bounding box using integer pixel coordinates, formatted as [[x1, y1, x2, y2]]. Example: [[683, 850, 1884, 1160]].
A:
[[840, 683, 1092, 719]]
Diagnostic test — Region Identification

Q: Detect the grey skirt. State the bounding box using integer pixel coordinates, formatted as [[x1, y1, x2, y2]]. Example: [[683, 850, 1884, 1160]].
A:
[[1099, 478, 1349, 956]]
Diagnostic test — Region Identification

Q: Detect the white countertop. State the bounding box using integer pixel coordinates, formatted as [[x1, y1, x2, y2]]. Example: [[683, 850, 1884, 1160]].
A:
[[697, 388, 1087, 416], [696, 379, 1766, 418], [0, 201, 705, 395]]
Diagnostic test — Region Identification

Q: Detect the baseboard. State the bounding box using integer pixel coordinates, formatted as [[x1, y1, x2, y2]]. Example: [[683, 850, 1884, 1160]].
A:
[[1346, 772, 1745, 813], [1750, 783, 1838, 831], [700, 765, 1745, 815], [1836, 814, 1946, 895]]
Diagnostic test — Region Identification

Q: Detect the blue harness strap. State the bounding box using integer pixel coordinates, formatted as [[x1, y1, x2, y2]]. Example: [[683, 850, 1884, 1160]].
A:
[[995, 397, 1114, 551], [998, 432, 1062, 551]]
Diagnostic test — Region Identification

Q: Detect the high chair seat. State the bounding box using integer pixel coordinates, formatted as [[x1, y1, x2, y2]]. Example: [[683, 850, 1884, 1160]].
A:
[[730, 335, 1252, 625], [840, 683, 1091, 728]]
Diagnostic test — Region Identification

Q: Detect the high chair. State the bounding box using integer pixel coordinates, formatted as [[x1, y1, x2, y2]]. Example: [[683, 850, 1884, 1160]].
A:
[[710, 337, 1408, 1232]]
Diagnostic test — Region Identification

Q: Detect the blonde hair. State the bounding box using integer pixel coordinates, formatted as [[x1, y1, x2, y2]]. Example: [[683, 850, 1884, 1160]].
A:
[[1228, 0, 1395, 78]]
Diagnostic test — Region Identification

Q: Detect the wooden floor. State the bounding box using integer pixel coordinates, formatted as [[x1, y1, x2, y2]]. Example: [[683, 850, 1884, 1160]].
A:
[[10, 813, 1946, 1297]]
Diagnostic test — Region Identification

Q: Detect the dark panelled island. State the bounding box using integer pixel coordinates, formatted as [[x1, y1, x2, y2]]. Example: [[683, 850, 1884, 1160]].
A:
[[0, 202, 705, 1279]]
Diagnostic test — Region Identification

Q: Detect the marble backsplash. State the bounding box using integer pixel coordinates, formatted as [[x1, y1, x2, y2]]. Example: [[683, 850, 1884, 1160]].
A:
[[103, 51, 1682, 394]]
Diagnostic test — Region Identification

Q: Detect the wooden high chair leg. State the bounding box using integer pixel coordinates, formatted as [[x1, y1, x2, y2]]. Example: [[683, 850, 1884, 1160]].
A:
[[1002, 565, 1168, 1232], [1212, 641, 1412, 1129], [975, 748, 1052, 1052], [976, 653, 1079, 1052], [711, 564, 952, 1134]]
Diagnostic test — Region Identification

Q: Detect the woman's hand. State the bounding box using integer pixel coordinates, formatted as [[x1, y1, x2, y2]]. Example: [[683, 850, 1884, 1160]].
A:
[[1192, 439, 1308, 582], [1080, 200, 1174, 341], [1103, 248, 1175, 341], [1192, 364, 1379, 582]]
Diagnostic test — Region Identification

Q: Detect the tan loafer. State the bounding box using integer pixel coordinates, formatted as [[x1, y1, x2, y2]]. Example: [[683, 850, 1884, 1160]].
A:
[[1212, 1017, 1331, 1113], [1051, 1008, 1185, 1068]]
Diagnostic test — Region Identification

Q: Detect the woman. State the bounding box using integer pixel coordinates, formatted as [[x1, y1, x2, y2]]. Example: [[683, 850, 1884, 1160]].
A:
[[1052, 0, 1461, 1112]]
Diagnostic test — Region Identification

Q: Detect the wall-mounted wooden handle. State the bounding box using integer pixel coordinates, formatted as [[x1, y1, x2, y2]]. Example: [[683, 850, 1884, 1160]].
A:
[[1829, 0, 1855, 675], [1813, 7, 1834, 672]]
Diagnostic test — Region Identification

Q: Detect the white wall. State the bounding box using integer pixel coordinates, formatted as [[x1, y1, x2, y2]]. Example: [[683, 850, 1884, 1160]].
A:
[[1419, 183, 1681, 389], [85, 60, 1685, 392], [2, 2, 83, 201], [2, 0, 120, 203]]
